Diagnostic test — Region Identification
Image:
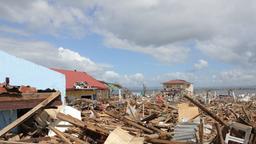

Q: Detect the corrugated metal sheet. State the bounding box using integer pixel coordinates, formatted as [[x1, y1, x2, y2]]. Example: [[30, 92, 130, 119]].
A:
[[172, 122, 198, 143], [52, 68, 107, 90]]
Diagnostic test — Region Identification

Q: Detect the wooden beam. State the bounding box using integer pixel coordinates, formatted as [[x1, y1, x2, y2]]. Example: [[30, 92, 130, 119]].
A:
[[56, 113, 109, 136], [105, 111, 154, 134], [0, 140, 36, 144], [57, 113, 85, 128], [48, 125, 72, 144], [242, 106, 252, 124], [184, 95, 227, 126], [63, 132, 89, 144], [0, 92, 60, 137], [146, 138, 190, 144]]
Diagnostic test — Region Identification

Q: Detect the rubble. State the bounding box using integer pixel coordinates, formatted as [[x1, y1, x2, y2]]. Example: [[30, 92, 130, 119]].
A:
[[0, 79, 255, 144]]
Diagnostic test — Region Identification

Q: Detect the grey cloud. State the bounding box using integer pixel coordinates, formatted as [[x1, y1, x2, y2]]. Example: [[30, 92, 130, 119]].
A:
[[212, 69, 256, 87], [0, 0, 89, 37], [2, 0, 256, 65]]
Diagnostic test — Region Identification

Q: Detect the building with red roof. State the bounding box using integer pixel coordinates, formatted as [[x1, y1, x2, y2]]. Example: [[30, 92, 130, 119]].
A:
[[52, 68, 108, 100], [162, 79, 193, 94]]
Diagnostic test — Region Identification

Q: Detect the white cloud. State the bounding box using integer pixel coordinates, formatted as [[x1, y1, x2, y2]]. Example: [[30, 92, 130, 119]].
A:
[[152, 72, 196, 85], [0, 37, 108, 74], [0, 36, 146, 87], [100, 71, 145, 86], [101, 71, 120, 82], [194, 59, 208, 70], [212, 69, 256, 86]]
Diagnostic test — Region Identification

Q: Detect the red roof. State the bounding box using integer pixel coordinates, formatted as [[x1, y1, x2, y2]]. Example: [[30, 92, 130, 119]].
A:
[[51, 68, 107, 90], [163, 79, 191, 84]]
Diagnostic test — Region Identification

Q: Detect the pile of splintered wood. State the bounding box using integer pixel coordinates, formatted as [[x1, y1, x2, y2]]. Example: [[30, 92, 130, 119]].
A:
[[0, 92, 256, 144]]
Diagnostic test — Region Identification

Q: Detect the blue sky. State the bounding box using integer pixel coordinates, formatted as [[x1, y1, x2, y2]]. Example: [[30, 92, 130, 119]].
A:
[[0, 0, 255, 88]]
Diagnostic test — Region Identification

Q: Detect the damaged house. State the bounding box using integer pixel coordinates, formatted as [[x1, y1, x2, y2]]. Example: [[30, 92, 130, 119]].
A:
[[52, 69, 108, 101], [0, 50, 65, 131]]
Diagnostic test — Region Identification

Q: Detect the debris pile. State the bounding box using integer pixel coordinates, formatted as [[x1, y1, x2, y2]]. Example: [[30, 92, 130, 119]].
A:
[[0, 88, 255, 144]]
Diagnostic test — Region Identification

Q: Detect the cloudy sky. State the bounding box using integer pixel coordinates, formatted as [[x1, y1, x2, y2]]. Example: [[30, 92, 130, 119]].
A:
[[0, 0, 256, 88]]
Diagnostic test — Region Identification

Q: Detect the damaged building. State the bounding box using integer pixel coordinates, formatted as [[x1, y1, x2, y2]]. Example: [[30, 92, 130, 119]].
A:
[[0, 50, 65, 131]]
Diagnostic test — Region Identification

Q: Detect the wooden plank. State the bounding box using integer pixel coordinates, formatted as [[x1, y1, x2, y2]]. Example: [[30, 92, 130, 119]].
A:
[[146, 138, 190, 144], [57, 113, 85, 127], [48, 125, 72, 144], [0, 92, 61, 110], [0, 140, 36, 144], [63, 132, 89, 144], [56, 113, 109, 136], [0, 92, 60, 137], [105, 111, 154, 134], [242, 106, 252, 124]]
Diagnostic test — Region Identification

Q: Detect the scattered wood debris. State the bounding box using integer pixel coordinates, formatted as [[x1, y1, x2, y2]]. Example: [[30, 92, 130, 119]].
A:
[[0, 87, 256, 144]]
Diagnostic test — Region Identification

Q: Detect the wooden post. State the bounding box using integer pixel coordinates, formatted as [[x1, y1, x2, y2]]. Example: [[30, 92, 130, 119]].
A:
[[0, 92, 60, 137], [199, 118, 204, 144], [215, 123, 224, 144]]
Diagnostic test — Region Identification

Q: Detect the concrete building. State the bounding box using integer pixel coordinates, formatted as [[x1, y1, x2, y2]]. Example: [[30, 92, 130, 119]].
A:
[[162, 79, 193, 94], [0, 50, 65, 130]]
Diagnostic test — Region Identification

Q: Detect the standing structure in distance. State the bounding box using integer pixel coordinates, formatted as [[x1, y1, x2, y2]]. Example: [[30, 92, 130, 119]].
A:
[[162, 79, 193, 94]]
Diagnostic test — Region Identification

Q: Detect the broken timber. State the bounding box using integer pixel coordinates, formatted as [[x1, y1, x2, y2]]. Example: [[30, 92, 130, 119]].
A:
[[48, 125, 72, 144], [105, 111, 154, 134], [56, 112, 109, 136], [215, 123, 224, 144], [0, 92, 60, 137], [184, 95, 227, 126]]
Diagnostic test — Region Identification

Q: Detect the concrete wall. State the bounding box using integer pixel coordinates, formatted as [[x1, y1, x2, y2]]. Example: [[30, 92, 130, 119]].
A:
[[163, 83, 194, 94], [187, 84, 194, 94], [0, 50, 66, 130]]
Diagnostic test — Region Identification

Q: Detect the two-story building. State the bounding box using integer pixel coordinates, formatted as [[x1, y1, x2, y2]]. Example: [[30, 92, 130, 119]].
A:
[[162, 79, 193, 94]]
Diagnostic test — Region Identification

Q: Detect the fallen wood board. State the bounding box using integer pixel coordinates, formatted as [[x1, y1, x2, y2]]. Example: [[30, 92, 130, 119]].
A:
[[104, 127, 144, 144], [145, 138, 190, 144], [48, 125, 72, 144], [0, 140, 36, 144], [105, 111, 154, 134], [0, 92, 60, 137], [178, 103, 199, 122], [57, 113, 109, 136], [63, 132, 89, 144]]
